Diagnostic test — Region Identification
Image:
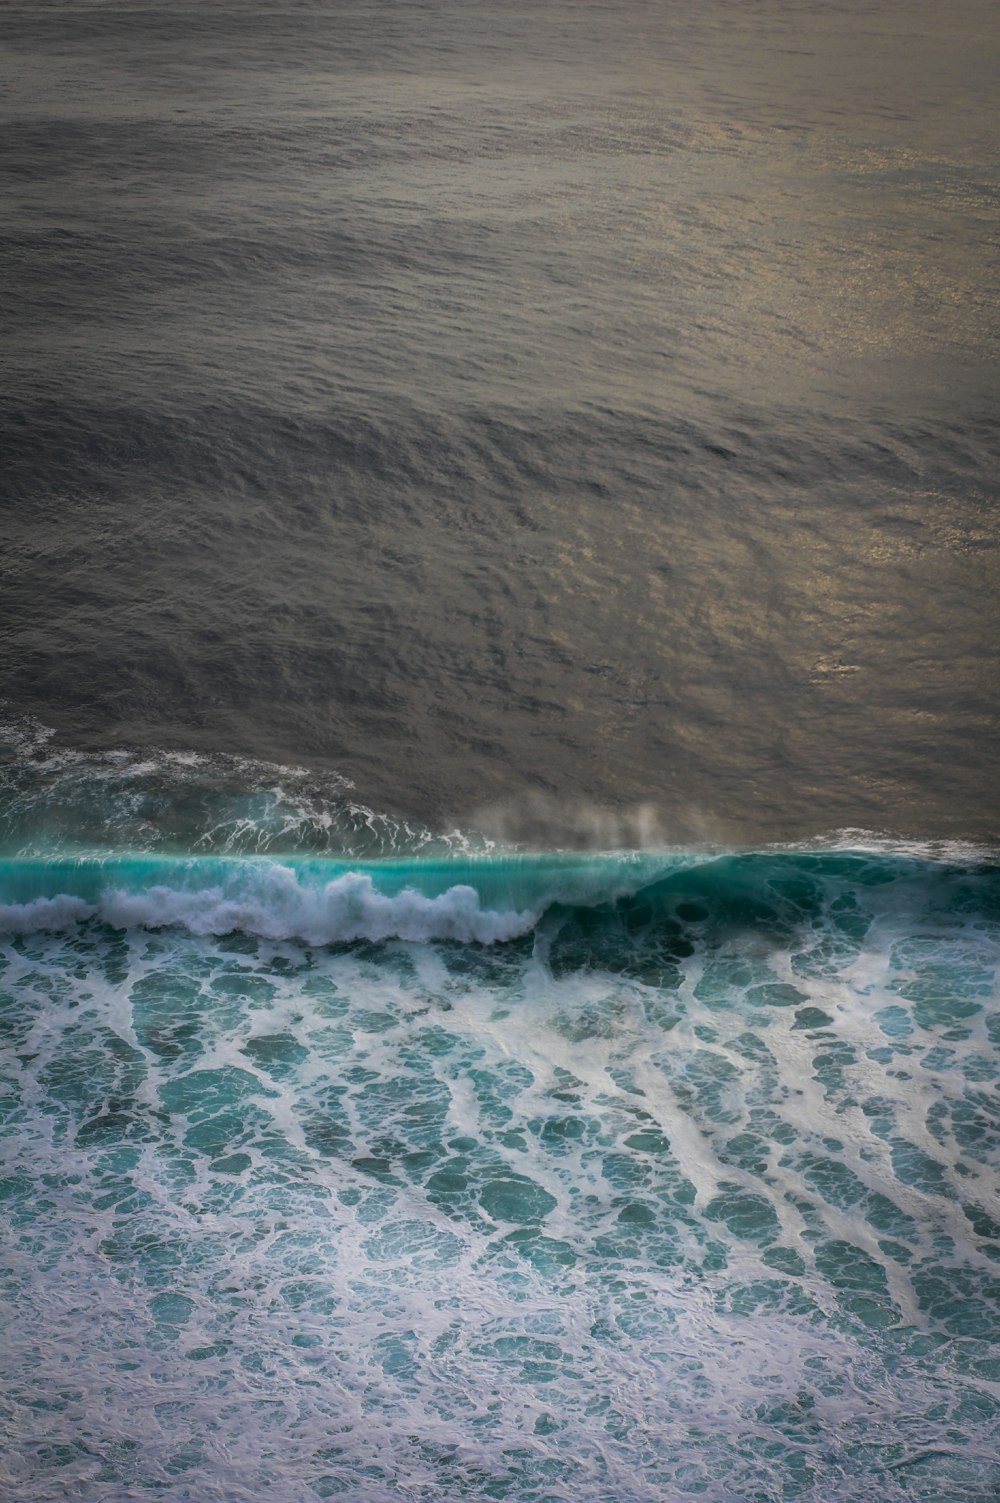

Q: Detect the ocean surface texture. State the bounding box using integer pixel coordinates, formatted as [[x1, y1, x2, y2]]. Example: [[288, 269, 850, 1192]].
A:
[[1, 1, 999, 1500]]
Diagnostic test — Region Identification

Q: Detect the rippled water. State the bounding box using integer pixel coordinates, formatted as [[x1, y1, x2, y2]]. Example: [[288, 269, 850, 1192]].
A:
[[2, 0, 998, 840], [2, 1, 999, 1498]]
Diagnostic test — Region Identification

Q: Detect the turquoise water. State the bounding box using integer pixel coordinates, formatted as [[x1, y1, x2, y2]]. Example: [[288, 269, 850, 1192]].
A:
[[2, 816, 999, 1500], [3, 0, 997, 1493]]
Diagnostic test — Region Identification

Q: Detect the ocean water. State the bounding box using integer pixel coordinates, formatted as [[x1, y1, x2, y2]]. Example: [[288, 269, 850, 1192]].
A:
[[2, 0, 998, 841], [1, 733, 999, 1501], [2, 0, 999, 1499]]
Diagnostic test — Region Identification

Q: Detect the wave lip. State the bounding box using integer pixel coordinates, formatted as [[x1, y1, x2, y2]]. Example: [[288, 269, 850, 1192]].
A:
[[0, 841, 997, 947], [103, 869, 538, 946], [0, 851, 674, 944]]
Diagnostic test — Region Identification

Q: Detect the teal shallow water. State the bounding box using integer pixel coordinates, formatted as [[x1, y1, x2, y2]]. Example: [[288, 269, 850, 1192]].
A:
[[2, 0, 997, 1491], [2, 841, 999, 1500], [0, 850, 675, 943]]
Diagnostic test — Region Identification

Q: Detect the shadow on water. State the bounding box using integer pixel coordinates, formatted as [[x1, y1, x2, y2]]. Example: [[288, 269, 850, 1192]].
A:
[[539, 851, 1000, 980]]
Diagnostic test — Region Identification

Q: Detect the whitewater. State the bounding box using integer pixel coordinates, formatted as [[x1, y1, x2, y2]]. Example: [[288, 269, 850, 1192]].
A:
[[1, 734, 998, 1502], [2, 0, 998, 1494]]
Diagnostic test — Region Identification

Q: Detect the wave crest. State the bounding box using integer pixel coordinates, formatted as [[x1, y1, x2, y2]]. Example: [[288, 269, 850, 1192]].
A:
[[0, 845, 996, 949], [102, 869, 536, 946]]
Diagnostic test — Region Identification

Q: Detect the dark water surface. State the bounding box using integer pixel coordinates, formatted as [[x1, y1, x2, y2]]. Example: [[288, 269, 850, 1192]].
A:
[[2, 0, 998, 842], [3, 6, 1000, 1503]]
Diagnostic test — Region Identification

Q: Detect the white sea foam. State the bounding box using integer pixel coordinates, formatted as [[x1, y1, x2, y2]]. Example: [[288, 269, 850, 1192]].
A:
[[0, 893, 95, 931], [0, 705, 477, 860], [2, 871, 998, 1503], [0, 869, 538, 944]]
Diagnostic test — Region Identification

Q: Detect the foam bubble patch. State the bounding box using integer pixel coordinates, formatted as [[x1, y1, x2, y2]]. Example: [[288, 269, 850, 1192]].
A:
[[1, 846, 999, 1500]]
